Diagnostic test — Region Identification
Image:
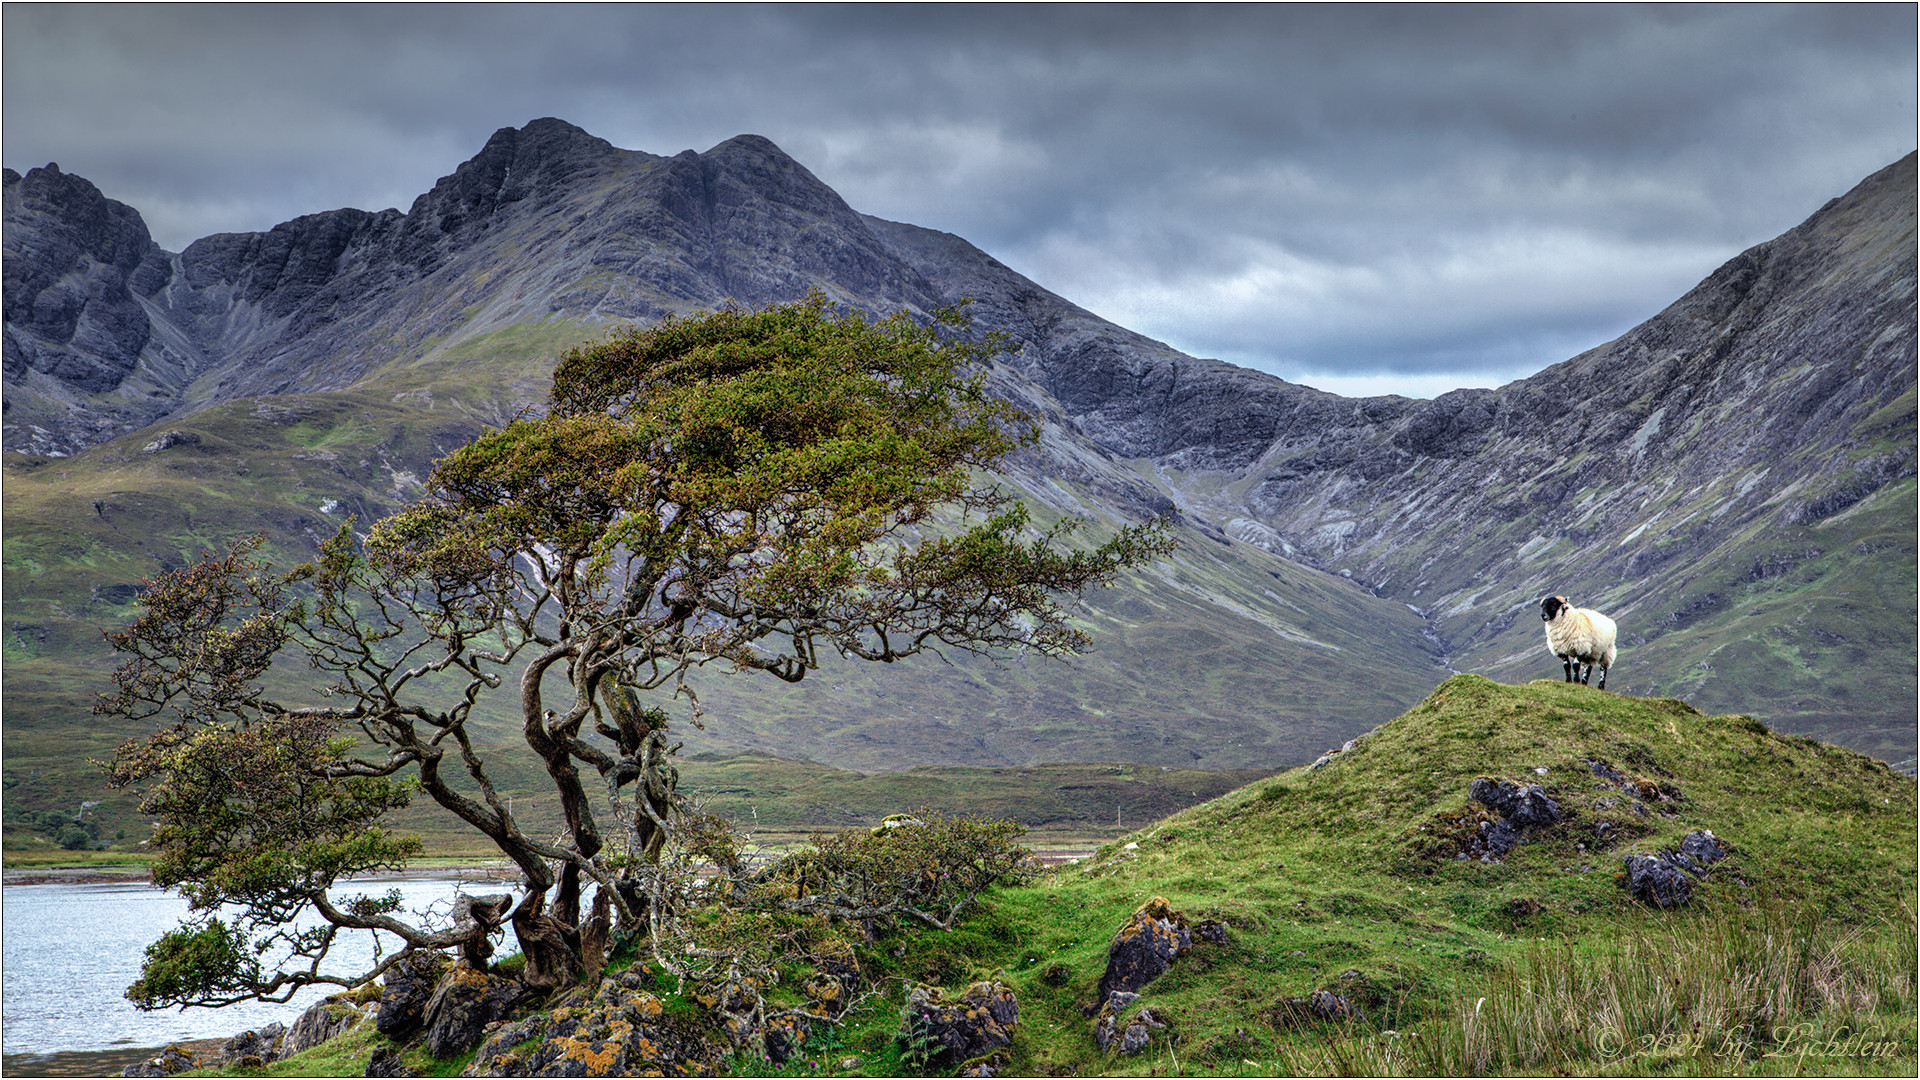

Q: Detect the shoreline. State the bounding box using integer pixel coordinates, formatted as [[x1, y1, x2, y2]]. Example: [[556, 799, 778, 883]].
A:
[[1, 1039, 224, 1079], [2, 859, 519, 888], [0, 864, 152, 887]]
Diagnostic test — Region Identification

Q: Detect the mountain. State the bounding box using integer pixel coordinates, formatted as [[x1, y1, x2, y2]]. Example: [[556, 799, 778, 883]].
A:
[[2, 122, 1912, 839]]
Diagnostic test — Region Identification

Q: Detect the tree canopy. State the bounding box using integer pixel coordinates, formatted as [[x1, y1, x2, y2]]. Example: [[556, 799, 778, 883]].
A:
[[101, 294, 1173, 1010]]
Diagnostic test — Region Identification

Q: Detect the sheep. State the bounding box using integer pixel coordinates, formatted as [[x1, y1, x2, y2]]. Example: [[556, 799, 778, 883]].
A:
[[1540, 595, 1617, 690]]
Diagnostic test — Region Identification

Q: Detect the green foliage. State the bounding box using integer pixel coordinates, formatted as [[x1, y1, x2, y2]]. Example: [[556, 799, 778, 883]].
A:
[[124, 917, 261, 1011], [96, 535, 291, 727], [54, 822, 94, 850], [759, 810, 1036, 930], [103, 712, 419, 919]]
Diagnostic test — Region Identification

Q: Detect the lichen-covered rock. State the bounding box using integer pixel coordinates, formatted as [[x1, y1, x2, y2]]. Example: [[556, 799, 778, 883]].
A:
[[462, 970, 722, 1077], [898, 980, 1019, 1070], [219, 1021, 285, 1064], [801, 939, 862, 1020], [762, 1015, 812, 1066], [1093, 896, 1192, 1006], [1624, 853, 1695, 907], [423, 961, 524, 1059], [1469, 777, 1563, 829], [377, 951, 451, 1041], [1624, 830, 1733, 907], [120, 1043, 200, 1077], [365, 1045, 419, 1077], [283, 1000, 364, 1057], [1267, 989, 1355, 1028]]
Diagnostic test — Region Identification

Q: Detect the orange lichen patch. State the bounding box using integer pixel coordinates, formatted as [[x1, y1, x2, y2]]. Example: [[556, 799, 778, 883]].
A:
[[631, 993, 665, 1019], [446, 962, 495, 989], [555, 1034, 621, 1076], [1137, 896, 1181, 924]]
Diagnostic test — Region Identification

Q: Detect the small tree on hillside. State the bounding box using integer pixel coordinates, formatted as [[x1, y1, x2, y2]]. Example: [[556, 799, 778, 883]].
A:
[[100, 294, 1173, 1007]]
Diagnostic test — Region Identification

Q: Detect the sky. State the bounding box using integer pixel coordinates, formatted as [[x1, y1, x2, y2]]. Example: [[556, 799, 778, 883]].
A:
[[4, 4, 1914, 399]]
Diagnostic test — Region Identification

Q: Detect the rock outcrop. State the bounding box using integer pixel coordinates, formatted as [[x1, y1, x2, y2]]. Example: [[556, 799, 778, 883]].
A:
[[898, 980, 1020, 1071], [420, 961, 522, 1059], [375, 951, 450, 1042], [462, 968, 722, 1077], [282, 999, 365, 1057], [1624, 829, 1732, 908], [1092, 896, 1192, 1007]]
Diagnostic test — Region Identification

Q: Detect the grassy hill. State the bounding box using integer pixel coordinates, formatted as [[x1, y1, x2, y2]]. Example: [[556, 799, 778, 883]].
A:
[[217, 674, 1917, 1078]]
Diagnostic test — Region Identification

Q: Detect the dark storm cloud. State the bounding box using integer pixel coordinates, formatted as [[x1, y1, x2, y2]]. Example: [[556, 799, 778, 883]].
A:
[[5, 4, 1912, 397]]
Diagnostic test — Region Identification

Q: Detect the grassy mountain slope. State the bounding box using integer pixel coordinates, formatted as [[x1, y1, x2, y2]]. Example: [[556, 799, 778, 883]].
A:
[[798, 675, 1918, 1076]]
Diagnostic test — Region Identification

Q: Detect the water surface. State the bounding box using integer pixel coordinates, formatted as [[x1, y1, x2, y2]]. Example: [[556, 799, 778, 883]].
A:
[[1, 873, 517, 1057]]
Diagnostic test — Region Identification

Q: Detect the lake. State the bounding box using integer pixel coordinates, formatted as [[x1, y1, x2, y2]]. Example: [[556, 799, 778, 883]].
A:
[[0, 872, 520, 1059]]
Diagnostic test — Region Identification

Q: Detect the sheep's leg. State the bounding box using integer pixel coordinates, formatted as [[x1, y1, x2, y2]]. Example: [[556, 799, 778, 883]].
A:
[[1595, 666, 1607, 691], [1562, 655, 1576, 682], [1578, 660, 1594, 686]]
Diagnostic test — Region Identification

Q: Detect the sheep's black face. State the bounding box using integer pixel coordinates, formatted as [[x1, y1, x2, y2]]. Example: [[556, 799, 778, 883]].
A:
[[1541, 596, 1566, 621]]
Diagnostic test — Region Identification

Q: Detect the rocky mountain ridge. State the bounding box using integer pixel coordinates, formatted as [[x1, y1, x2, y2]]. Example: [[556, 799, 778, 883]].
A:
[[3, 121, 1913, 777], [4, 119, 960, 456]]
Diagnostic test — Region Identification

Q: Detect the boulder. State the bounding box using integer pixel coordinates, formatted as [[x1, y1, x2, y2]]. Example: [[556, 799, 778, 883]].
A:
[[1469, 777, 1562, 828], [1092, 896, 1191, 1007], [1623, 830, 1732, 908], [1624, 853, 1694, 907], [375, 951, 450, 1041], [421, 961, 523, 1059], [1267, 989, 1355, 1028], [120, 1044, 199, 1077], [141, 430, 199, 454], [898, 980, 1019, 1070], [1676, 829, 1730, 871], [219, 1021, 285, 1064], [363, 1046, 418, 1077], [282, 1000, 363, 1057], [1107, 1005, 1169, 1055], [463, 968, 722, 1077]]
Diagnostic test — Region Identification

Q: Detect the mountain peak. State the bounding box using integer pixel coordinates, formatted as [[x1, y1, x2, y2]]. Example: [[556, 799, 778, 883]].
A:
[[705, 133, 786, 156], [406, 117, 647, 232]]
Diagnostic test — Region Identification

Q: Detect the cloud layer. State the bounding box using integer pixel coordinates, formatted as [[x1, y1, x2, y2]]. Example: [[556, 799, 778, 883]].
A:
[[5, 4, 1912, 397]]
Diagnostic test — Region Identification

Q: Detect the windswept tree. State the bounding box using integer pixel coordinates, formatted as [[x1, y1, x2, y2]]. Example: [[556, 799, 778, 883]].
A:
[[102, 295, 1173, 1008]]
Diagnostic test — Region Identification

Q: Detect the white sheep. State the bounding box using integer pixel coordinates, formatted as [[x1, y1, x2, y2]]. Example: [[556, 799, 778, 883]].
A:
[[1540, 595, 1617, 690]]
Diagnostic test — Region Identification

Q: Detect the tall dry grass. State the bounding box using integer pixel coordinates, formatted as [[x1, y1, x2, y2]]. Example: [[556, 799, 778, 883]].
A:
[[1277, 893, 1918, 1076]]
